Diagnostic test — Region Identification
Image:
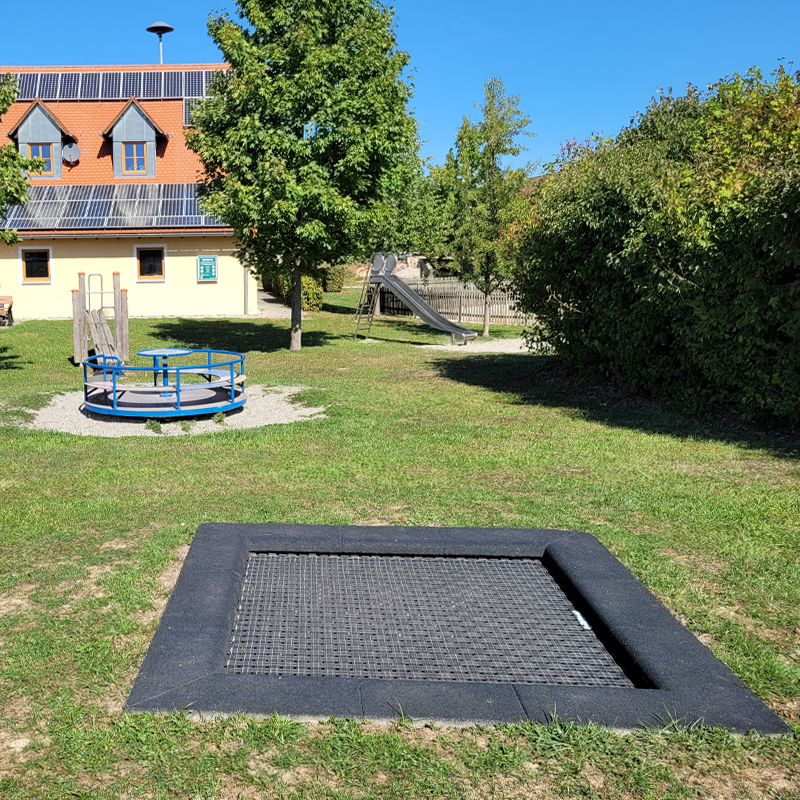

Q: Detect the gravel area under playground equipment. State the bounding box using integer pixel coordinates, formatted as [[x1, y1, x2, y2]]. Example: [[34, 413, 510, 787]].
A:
[[22, 385, 326, 438]]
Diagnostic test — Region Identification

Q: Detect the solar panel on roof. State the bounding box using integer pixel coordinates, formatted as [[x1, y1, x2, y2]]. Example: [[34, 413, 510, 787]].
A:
[[116, 185, 139, 200], [59, 73, 80, 99], [2, 184, 223, 230], [63, 200, 87, 219], [205, 70, 221, 95], [69, 185, 93, 200], [18, 73, 39, 99], [39, 73, 59, 98], [184, 98, 204, 126], [142, 72, 162, 98], [101, 72, 122, 99], [184, 71, 204, 97], [79, 73, 100, 99], [160, 184, 184, 199], [160, 200, 183, 216], [87, 199, 112, 217], [163, 70, 182, 98], [122, 72, 141, 97]]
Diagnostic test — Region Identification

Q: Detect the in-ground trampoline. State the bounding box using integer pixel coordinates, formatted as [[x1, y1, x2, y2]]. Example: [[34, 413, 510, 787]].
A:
[[126, 524, 787, 732]]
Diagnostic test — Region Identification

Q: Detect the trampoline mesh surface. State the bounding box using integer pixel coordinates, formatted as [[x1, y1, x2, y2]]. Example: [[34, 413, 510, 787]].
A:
[[225, 553, 634, 687]]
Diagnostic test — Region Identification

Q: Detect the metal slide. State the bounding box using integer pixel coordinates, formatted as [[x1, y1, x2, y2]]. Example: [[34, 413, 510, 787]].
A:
[[367, 254, 477, 345]]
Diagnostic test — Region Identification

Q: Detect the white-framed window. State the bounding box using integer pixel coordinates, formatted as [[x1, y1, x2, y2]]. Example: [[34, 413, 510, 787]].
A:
[[134, 244, 167, 282], [19, 245, 53, 284]]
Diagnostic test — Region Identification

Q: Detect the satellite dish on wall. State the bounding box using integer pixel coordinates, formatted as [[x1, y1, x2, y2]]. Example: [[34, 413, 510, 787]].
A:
[[62, 143, 81, 164]]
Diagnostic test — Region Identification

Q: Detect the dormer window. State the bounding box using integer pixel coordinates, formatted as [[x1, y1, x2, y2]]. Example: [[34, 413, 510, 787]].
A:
[[9, 101, 74, 180], [123, 142, 147, 174], [104, 99, 167, 179], [28, 143, 54, 175]]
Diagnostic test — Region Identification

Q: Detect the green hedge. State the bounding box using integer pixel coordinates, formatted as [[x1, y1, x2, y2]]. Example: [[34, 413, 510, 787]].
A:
[[512, 68, 800, 423], [322, 265, 346, 292], [273, 273, 325, 311]]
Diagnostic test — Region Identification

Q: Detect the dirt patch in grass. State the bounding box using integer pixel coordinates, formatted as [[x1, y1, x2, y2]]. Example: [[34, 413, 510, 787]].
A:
[[0, 730, 32, 766], [131, 543, 190, 632], [671, 765, 799, 799], [0, 584, 33, 617], [100, 538, 131, 551], [770, 697, 800, 722], [278, 764, 336, 788]]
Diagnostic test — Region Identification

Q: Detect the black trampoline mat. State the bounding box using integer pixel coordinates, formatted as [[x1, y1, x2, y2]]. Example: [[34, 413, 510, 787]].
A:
[[126, 524, 788, 733], [227, 553, 633, 687]]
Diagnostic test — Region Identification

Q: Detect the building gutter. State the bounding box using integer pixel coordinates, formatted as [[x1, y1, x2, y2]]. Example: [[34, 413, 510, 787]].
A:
[[15, 230, 234, 239]]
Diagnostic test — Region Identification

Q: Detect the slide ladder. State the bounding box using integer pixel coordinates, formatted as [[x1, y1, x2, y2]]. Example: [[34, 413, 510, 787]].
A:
[[355, 253, 397, 340]]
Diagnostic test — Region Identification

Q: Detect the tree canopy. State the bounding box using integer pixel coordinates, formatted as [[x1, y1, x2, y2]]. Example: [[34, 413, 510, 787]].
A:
[[431, 78, 532, 335], [187, 0, 417, 349]]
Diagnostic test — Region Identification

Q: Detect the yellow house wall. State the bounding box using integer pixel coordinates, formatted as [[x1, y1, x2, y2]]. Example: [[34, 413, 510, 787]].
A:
[[0, 235, 259, 319]]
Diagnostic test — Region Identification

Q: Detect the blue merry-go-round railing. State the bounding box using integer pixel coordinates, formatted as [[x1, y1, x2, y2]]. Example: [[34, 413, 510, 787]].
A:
[[83, 348, 246, 418]]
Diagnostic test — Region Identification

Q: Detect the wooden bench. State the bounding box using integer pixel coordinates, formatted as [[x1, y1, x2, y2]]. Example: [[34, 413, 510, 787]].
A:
[[0, 296, 13, 327]]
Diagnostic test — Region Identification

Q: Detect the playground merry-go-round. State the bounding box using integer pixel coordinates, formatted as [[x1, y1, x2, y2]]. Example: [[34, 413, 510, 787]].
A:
[[83, 348, 246, 419]]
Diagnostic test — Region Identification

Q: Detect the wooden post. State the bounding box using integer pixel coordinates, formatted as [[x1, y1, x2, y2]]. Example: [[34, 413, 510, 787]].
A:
[[78, 272, 88, 363], [118, 289, 129, 361], [373, 286, 381, 317], [113, 272, 121, 333], [71, 290, 84, 364]]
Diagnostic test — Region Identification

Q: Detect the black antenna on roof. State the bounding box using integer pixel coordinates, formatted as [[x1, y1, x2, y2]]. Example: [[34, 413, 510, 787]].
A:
[[146, 21, 174, 65]]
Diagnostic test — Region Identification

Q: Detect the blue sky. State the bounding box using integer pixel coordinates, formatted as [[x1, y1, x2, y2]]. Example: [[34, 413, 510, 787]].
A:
[[4, 0, 799, 171]]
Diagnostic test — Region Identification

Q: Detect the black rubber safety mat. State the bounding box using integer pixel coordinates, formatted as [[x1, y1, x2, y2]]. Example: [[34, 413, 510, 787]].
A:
[[126, 524, 789, 732], [226, 553, 633, 687]]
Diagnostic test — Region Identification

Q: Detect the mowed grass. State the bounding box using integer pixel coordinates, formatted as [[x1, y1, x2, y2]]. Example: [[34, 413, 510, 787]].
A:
[[0, 288, 798, 798]]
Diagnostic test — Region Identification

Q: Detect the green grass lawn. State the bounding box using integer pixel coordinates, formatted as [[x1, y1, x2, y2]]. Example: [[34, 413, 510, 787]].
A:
[[0, 289, 798, 798]]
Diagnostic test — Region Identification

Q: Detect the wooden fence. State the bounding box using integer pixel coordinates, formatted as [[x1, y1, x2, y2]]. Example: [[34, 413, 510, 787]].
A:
[[380, 277, 533, 325]]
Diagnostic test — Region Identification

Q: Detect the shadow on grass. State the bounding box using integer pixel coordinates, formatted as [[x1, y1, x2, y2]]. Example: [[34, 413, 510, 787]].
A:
[[430, 352, 800, 459], [148, 319, 337, 354], [322, 299, 358, 315], [0, 344, 22, 370], [361, 315, 480, 346]]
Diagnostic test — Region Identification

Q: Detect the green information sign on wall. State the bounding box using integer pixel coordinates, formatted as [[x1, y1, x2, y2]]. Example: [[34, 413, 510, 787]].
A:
[[197, 256, 218, 282]]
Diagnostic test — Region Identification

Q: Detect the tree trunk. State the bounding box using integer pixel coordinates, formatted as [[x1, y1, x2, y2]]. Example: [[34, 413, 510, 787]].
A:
[[290, 264, 303, 350], [482, 292, 491, 337]]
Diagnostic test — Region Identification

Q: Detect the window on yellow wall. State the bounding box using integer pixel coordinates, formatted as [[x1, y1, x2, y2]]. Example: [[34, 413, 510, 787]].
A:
[[123, 142, 147, 174], [27, 144, 53, 175], [137, 248, 164, 280], [22, 250, 50, 282]]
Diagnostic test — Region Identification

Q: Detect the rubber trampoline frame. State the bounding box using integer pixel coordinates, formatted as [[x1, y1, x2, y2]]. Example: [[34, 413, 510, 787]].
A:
[[126, 524, 787, 733]]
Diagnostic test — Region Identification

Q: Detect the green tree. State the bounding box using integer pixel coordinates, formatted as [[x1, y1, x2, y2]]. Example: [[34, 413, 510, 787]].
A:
[[442, 78, 532, 335], [0, 75, 43, 245], [186, 0, 417, 350]]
